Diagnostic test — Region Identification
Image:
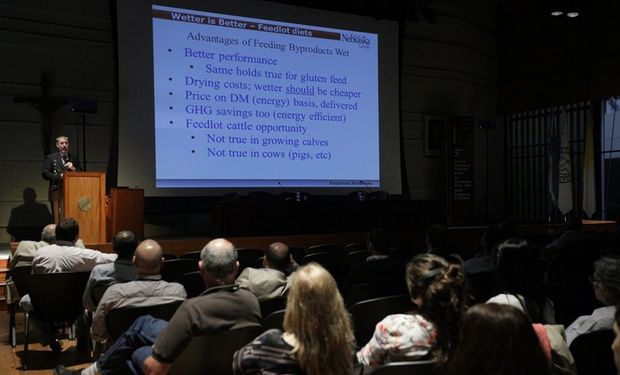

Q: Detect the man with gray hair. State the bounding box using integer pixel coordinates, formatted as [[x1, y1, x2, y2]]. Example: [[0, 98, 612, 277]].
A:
[[566, 256, 620, 345], [56, 238, 261, 375], [10, 223, 57, 270]]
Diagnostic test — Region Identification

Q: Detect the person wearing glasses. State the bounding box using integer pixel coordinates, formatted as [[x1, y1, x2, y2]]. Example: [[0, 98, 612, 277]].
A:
[[566, 256, 620, 346]]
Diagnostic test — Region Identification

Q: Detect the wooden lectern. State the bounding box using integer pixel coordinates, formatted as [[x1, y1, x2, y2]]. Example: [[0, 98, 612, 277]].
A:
[[62, 171, 106, 243], [106, 188, 144, 242]]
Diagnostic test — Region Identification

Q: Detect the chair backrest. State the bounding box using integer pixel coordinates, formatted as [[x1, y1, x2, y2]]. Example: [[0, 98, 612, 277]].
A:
[[343, 242, 367, 254], [262, 309, 286, 331], [178, 251, 201, 261], [305, 244, 342, 255], [162, 253, 178, 261], [169, 324, 264, 375], [91, 284, 110, 307], [350, 294, 414, 345], [29, 271, 91, 324], [301, 251, 345, 265], [569, 329, 616, 375], [372, 360, 436, 375], [289, 246, 305, 264], [301, 252, 349, 287], [346, 250, 369, 267], [10, 266, 32, 297], [161, 259, 198, 282], [177, 271, 205, 298], [105, 301, 183, 341], [236, 248, 265, 260], [259, 296, 287, 318], [345, 279, 408, 307]]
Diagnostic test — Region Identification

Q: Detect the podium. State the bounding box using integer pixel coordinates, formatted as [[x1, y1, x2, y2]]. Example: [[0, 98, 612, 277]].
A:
[[106, 188, 144, 241], [61, 171, 106, 243]]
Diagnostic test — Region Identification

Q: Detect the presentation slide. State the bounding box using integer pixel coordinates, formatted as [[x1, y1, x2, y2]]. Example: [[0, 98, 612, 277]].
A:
[[117, 0, 400, 196], [153, 5, 378, 188]]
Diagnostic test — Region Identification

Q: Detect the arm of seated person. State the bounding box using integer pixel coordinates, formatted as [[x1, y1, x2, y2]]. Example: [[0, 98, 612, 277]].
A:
[[143, 355, 171, 375]]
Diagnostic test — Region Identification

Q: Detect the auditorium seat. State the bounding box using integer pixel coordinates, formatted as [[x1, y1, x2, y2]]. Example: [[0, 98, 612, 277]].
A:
[[305, 244, 342, 255], [177, 271, 205, 298], [161, 259, 199, 282], [372, 360, 436, 375], [8, 266, 32, 348], [349, 294, 414, 346], [105, 301, 183, 342], [24, 271, 91, 369], [168, 324, 263, 375]]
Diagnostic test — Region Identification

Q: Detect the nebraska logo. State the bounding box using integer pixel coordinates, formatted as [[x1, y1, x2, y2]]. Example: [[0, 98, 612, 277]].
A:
[[341, 33, 370, 45]]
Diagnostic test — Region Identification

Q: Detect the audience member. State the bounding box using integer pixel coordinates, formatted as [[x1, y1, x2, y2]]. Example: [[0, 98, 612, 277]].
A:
[[7, 223, 57, 304], [10, 223, 86, 270], [343, 227, 406, 294], [90, 239, 186, 343], [31, 217, 116, 274], [356, 253, 468, 369], [10, 223, 57, 270], [83, 230, 139, 311], [464, 224, 502, 274], [566, 256, 620, 346], [234, 263, 355, 374], [426, 224, 464, 264], [21, 218, 115, 351], [487, 238, 555, 324], [612, 306, 620, 375], [55, 238, 260, 375], [235, 241, 296, 301], [445, 303, 552, 375]]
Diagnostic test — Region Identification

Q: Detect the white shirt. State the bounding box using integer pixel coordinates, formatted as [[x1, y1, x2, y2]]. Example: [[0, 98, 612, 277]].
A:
[[566, 305, 616, 346], [32, 242, 116, 274]]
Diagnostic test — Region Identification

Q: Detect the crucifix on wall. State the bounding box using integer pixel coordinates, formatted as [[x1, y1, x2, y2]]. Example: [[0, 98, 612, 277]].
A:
[[14, 73, 68, 156]]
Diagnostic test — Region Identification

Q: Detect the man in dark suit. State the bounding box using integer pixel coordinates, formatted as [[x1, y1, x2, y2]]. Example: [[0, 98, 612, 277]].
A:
[[42, 136, 82, 219]]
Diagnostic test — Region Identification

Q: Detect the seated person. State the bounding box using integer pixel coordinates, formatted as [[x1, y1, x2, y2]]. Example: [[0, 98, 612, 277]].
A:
[[234, 263, 355, 374], [613, 306, 620, 375], [21, 217, 116, 351], [10, 223, 57, 270], [235, 241, 296, 302], [445, 303, 552, 375], [90, 239, 186, 343], [343, 227, 406, 294], [10, 223, 87, 270], [55, 238, 260, 375], [487, 238, 556, 324], [566, 256, 620, 346], [83, 230, 139, 311], [31, 217, 116, 274], [356, 253, 468, 370]]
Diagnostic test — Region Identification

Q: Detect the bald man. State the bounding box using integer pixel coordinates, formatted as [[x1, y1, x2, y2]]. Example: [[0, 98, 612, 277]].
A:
[[236, 241, 297, 302], [57, 238, 261, 375], [89, 239, 186, 343]]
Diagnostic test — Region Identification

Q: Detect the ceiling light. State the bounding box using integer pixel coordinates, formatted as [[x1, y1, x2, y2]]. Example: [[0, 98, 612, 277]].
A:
[[550, 10, 564, 16], [566, 11, 579, 17]]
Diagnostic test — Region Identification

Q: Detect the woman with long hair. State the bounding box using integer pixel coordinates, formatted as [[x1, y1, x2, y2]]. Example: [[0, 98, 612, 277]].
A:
[[233, 263, 354, 374], [446, 303, 552, 375], [356, 253, 468, 369], [488, 238, 554, 323]]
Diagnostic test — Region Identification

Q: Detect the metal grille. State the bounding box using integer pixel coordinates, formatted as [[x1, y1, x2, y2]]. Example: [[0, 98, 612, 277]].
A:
[[505, 102, 589, 222]]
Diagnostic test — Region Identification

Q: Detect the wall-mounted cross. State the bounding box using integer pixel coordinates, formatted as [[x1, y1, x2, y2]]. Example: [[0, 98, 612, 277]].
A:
[[14, 73, 68, 156]]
